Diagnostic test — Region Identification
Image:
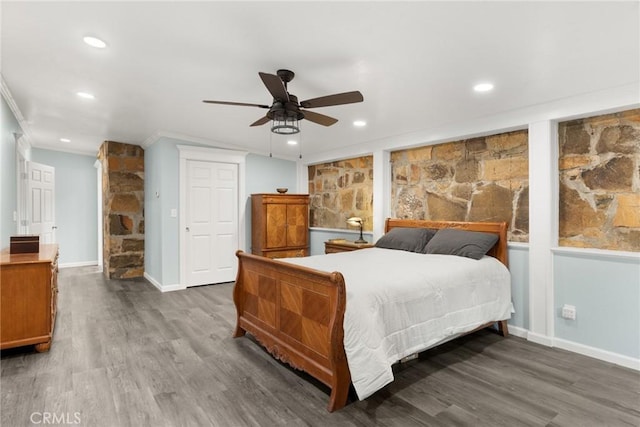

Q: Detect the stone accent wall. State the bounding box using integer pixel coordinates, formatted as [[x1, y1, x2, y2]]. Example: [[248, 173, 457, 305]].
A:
[[391, 130, 529, 242], [98, 141, 145, 279], [308, 156, 373, 231], [558, 109, 640, 251]]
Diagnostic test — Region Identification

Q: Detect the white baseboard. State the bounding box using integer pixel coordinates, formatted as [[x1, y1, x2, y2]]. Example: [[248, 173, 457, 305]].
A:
[[506, 326, 639, 371], [59, 261, 98, 269], [144, 272, 186, 292], [507, 325, 528, 339], [553, 337, 640, 371], [527, 331, 555, 347]]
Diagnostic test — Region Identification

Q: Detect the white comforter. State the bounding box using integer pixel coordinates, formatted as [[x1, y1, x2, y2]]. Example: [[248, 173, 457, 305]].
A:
[[282, 247, 512, 400]]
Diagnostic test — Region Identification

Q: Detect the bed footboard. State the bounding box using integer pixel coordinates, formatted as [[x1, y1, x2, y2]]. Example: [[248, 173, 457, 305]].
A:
[[233, 251, 351, 412]]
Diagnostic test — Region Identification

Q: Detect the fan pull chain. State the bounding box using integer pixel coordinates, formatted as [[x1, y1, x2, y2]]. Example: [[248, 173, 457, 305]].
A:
[[269, 131, 273, 158], [299, 123, 302, 159]]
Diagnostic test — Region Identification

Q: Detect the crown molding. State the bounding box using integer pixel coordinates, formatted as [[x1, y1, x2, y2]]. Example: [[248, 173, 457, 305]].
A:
[[140, 131, 162, 149], [302, 82, 640, 165], [2, 74, 98, 157], [142, 130, 299, 161], [141, 130, 244, 151], [1, 74, 33, 150], [30, 143, 98, 158]]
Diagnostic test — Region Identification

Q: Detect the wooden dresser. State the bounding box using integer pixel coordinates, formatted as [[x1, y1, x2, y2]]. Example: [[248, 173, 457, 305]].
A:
[[0, 244, 59, 352], [251, 193, 309, 259]]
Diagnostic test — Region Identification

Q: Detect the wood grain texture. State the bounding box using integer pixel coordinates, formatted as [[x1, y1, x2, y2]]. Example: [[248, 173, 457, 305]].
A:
[[251, 193, 310, 258], [1, 267, 638, 426], [385, 218, 509, 267], [0, 244, 58, 351], [234, 251, 349, 411], [324, 241, 374, 254], [235, 219, 511, 411]]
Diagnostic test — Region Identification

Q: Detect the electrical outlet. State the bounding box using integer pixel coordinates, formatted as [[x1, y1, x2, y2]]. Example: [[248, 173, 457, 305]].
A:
[[561, 304, 577, 320]]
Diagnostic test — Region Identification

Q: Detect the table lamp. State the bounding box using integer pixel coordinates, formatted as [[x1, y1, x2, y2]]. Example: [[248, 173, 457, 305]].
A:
[[346, 217, 367, 244]]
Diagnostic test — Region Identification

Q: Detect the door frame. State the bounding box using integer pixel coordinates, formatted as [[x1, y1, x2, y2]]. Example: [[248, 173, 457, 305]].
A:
[[26, 161, 56, 243], [15, 133, 29, 235], [93, 159, 103, 272], [177, 145, 247, 288]]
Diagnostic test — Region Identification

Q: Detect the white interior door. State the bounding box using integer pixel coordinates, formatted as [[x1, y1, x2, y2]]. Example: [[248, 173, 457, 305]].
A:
[[185, 160, 238, 286], [27, 161, 56, 243]]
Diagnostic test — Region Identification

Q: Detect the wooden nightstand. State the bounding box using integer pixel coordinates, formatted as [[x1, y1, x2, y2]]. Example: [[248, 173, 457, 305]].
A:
[[324, 240, 374, 254]]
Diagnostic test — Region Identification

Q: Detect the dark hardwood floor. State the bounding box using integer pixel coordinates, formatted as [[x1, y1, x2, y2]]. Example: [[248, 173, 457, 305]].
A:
[[2, 266, 639, 426]]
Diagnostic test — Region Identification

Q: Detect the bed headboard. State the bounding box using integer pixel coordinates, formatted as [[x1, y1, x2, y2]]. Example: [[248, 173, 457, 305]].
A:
[[384, 218, 509, 267]]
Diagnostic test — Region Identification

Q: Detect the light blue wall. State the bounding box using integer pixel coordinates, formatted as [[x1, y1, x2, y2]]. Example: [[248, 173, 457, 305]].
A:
[[1, 97, 21, 248], [309, 229, 374, 255], [144, 137, 192, 286], [160, 142, 180, 284], [144, 139, 298, 286], [554, 251, 640, 359], [31, 148, 98, 265], [144, 142, 163, 283], [245, 153, 298, 252]]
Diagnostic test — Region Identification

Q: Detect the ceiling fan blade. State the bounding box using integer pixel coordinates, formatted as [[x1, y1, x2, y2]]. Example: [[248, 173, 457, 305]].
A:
[[302, 110, 338, 126], [300, 91, 363, 108], [259, 72, 289, 102], [250, 115, 271, 127], [203, 100, 270, 108]]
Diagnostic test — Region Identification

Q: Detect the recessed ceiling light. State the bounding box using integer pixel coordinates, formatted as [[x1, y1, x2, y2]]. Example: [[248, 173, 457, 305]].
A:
[[353, 120, 367, 127], [76, 91, 95, 99], [287, 140, 298, 146], [473, 83, 494, 93], [83, 36, 107, 49], [60, 138, 71, 143]]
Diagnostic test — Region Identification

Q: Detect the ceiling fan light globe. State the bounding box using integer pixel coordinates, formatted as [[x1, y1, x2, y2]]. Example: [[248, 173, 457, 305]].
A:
[[271, 120, 299, 135], [271, 124, 300, 135]]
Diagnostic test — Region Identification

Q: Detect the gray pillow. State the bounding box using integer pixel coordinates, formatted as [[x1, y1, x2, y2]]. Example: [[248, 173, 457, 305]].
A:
[[375, 227, 437, 253], [424, 228, 498, 260]]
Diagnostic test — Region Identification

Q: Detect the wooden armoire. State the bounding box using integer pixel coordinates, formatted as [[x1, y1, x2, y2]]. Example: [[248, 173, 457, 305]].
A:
[[251, 194, 309, 258]]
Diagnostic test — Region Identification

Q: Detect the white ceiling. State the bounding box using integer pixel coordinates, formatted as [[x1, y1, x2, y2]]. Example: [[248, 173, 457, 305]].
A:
[[2, 1, 639, 160]]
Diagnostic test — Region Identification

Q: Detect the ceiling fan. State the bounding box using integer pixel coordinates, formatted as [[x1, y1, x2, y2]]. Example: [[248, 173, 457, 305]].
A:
[[202, 69, 363, 133]]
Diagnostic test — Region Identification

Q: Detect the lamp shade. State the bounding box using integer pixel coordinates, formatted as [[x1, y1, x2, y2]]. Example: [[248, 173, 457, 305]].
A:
[[346, 217, 363, 226], [346, 217, 367, 243]]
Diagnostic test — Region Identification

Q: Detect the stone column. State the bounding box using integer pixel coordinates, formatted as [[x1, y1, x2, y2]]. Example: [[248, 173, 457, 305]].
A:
[[97, 141, 145, 279]]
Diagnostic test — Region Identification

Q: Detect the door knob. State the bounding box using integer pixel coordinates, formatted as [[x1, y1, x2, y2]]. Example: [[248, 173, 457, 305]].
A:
[[52, 226, 58, 230], [186, 227, 190, 232]]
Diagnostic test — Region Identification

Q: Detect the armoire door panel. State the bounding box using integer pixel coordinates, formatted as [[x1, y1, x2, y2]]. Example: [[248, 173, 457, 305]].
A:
[[266, 204, 287, 248], [251, 194, 309, 257], [286, 204, 309, 247]]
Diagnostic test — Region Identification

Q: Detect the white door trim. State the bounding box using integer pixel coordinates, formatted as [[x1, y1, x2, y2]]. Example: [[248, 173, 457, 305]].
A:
[[528, 120, 559, 345], [15, 132, 30, 235], [93, 159, 103, 272], [178, 145, 247, 288]]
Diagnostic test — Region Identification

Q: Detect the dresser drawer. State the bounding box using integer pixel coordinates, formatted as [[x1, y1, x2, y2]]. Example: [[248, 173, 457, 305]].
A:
[[0, 244, 58, 352], [263, 248, 309, 259]]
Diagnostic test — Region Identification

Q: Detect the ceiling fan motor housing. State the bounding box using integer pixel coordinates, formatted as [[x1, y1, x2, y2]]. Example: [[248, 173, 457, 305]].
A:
[[267, 95, 304, 121]]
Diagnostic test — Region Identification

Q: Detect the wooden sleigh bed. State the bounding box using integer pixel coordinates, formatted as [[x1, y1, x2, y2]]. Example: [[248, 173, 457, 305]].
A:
[[232, 219, 510, 412]]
